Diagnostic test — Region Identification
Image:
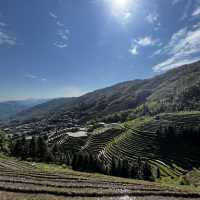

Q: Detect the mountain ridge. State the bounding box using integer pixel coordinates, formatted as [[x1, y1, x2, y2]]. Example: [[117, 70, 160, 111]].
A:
[[0, 99, 49, 120], [13, 61, 200, 123]]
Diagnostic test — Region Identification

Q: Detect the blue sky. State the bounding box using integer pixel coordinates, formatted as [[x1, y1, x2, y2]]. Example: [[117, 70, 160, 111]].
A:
[[0, 0, 200, 101]]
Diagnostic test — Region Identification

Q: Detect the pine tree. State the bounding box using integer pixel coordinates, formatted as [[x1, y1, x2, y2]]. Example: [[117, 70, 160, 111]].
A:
[[29, 136, 37, 160], [72, 154, 78, 170], [44, 149, 53, 163], [21, 136, 28, 159], [84, 153, 90, 171], [0, 131, 5, 152], [143, 161, 152, 180], [52, 144, 60, 162], [12, 139, 22, 157], [121, 159, 129, 178], [156, 167, 160, 179], [117, 159, 123, 177], [137, 157, 143, 179], [130, 163, 136, 179], [37, 136, 48, 161], [111, 157, 118, 176]]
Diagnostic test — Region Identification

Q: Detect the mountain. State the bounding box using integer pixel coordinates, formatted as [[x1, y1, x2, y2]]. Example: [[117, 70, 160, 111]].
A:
[[79, 112, 200, 175], [0, 99, 49, 120], [3, 61, 200, 183], [14, 61, 200, 123]]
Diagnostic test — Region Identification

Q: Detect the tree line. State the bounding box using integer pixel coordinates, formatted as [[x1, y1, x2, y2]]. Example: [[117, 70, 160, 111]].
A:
[[11, 136, 51, 162], [10, 135, 73, 165], [0, 130, 8, 152], [156, 126, 200, 142], [9, 135, 155, 181], [72, 153, 155, 181]]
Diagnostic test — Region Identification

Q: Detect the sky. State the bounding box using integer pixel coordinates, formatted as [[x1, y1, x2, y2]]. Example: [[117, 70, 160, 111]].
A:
[[0, 0, 200, 101]]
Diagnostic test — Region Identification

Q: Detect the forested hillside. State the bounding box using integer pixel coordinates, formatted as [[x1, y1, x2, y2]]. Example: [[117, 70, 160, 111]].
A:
[[14, 61, 200, 123]]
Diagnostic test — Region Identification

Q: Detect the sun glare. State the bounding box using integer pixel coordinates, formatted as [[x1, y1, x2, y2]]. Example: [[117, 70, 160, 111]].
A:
[[112, 0, 130, 12], [106, 0, 135, 25]]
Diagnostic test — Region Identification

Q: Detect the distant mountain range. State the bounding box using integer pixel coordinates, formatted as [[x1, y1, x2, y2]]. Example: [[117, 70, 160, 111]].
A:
[[6, 61, 200, 123], [0, 99, 49, 120]]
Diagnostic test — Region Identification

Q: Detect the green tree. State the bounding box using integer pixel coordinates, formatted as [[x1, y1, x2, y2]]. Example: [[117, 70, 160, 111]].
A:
[[143, 161, 152, 180], [110, 157, 118, 176], [12, 139, 22, 157], [121, 159, 129, 178], [29, 136, 38, 160], [21, 136, 28, 159], [51, 143, 61, 162], [37, 136, 48, 161], [0, 131, 6, 152]]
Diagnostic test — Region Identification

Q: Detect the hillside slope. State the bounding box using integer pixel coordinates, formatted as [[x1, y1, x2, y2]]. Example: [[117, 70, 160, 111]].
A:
[[14, 61, 200, 123], [78, 112, 200, 178], [0, 99, 49, 120], [0, 157, 199, 199]]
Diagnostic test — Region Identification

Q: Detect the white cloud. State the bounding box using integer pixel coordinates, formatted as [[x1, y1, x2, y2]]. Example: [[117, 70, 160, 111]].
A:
[[0, 30, 16, 46], [25, 74, 47, 81], [154, 56, 200, 72], [122, 11, 132, 23], [0, 22, 6, 27], [135, 36, 156, 47], [172, 0, 182, 5], [179, 1, 192, 21], [146, 13, 159, 25], [192, 6, 200, 16], [50, 10, 70, 49], [129, 45, 138, 55], [172, 0, 194, 21], [49, 12, 58, 19], [193, 22, 200, 29], [129, 36, 158, 56], [111, 10, 132, 25], [25, 74, 37, 79], [56, 21, 64, 27], [146, 12, 161, 31], [54, 42, 68, 48], [54, 29, 69, 48], [153, 24, 200, 72], [0, 19, 16, 47], [57, 29, 70, 41]]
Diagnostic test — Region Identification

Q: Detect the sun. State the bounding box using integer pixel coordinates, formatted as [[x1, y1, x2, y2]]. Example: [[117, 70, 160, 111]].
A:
[[111, 0, 130, 12], [105, 0, 135, 25]]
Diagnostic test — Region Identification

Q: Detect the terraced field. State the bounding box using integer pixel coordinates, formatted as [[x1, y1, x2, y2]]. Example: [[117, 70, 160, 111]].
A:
[[81, 126, 123, 154], [45, 112, 200, 180], [80, 112, 200, 178], [0, 157, 200, 200]]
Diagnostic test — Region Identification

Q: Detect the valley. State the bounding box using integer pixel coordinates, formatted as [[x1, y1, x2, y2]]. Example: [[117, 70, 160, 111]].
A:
[[1, 0, 200, 198], [0, 61, 200, 199]]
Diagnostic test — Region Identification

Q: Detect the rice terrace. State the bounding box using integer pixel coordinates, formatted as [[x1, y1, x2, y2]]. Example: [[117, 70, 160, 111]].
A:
[[1, 0, 200, 199], [0, 156, 200, 200], [1, 111, 200, 199]]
